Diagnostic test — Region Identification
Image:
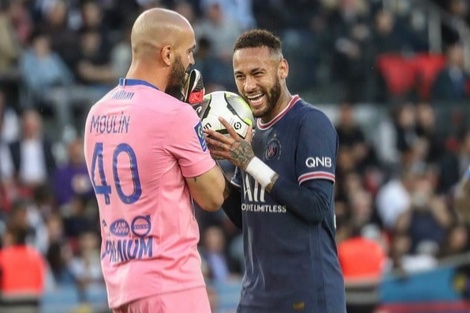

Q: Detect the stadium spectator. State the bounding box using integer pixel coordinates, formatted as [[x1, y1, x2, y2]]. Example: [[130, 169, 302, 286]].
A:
[[52, 137, 93, 208], [44, 213, 76, 286], [0, 1, 21, 80], [6, 197, 48, 254], [0, 90, 19, 144], [454, 165, 470, 224], [194, 0, 243, 89], [432, 42, 470, 101], [394, 167, 452, 254], [38, 0, 81, 71], [415, 102, 445, 164], [19, 29, 74, 105], [338, 225, 387, 313], [335, 102, 378, 173], [437, 127, 470, 194], [199, 225, 232, 282], [4, 109, 56, 196], [438, 224, 469, 258], [0, 222, 46, 313], [69, 230, 103, 291], [375, 166, 415, 231]]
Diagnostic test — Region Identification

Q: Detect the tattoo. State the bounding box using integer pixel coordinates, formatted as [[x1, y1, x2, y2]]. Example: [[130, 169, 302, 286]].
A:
[[193, 177, 197, 182], [230, 140, 255, 169]]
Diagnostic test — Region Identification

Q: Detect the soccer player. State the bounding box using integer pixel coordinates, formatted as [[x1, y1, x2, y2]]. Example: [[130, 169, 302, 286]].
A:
[[83, 8, 226, 313], [205, 29, 347, 313]]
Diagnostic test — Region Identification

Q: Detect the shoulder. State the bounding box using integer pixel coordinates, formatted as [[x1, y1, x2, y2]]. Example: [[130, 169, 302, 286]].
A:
[[294, 99, 336, 130], [139, 89, 194, 116]]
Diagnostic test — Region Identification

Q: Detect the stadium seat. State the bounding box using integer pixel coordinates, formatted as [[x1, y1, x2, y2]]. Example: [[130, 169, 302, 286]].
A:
[[411, 53, 446, 100], [41, 286, 80, 313], [376, 54, 417, 97]]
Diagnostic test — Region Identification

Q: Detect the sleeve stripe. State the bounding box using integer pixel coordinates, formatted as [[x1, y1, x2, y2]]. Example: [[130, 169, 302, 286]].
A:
[[231, 179, 241, 188], [298, 171, 335, 185]]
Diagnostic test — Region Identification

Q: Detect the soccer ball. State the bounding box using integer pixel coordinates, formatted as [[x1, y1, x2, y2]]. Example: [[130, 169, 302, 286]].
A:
[[195, 91, 255, 139]]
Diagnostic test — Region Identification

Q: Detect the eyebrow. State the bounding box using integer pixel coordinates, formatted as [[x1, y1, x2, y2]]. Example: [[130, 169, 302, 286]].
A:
[[234, 67, 264, 75]]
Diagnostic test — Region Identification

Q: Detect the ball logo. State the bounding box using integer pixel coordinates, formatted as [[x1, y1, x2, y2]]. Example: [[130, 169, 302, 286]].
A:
[[233, 121, 242, 130], [131, 215, 151, 237], [305, 157, 332, 168], [110, 219, 130, 237]]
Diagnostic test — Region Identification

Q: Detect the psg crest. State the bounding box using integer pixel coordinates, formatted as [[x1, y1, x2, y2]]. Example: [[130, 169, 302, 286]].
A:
[[264, 137, 281, 161]]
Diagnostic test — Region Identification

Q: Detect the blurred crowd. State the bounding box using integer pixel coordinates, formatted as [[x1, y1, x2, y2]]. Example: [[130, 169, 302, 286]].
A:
[[1, 0, 470, 312]]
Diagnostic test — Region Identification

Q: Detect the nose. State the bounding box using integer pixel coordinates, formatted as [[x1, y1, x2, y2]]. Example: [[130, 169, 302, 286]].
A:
[[189, 54, 195, 66], [243, 76, 257, 92]]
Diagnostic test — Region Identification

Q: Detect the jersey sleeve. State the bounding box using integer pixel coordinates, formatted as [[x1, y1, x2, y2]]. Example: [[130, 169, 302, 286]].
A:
[[296, 110, 338, 185], [230, 166, 242, 189], [166, 104, 215, 178]]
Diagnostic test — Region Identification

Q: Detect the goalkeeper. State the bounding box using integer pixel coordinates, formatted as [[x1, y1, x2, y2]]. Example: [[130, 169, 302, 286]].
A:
[[205, 29, 347, 313], [83, 8, 226, 313]]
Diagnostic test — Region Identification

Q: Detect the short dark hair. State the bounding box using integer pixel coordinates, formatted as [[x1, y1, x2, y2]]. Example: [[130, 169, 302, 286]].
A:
[[6, 223, 28, 245], [233, 29, 282, 54]]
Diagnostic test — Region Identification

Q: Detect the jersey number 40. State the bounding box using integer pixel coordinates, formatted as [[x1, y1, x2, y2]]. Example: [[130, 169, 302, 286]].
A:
[[90, 142, 142, 205]]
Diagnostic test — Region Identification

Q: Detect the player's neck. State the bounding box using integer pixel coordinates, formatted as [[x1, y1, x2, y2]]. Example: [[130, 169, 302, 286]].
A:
[[126, 63, 166, 91], [262, 91, 293, 123]]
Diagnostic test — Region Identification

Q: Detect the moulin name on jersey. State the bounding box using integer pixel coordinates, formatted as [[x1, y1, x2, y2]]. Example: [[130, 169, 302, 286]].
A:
[[241, 173, 287, 214], [89, 111, 131, 134]]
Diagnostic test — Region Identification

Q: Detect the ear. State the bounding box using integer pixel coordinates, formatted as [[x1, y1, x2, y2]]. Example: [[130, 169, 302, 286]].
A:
[[161, 45, 172, 66], [279, 58, 289, 79]]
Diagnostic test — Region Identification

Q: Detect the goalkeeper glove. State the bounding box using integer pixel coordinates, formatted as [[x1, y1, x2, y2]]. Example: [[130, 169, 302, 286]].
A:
[[181, 69, 205, 105]]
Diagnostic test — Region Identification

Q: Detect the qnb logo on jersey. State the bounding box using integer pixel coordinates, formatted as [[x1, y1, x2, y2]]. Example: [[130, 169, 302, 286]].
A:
[[305, 156, 332, 168]]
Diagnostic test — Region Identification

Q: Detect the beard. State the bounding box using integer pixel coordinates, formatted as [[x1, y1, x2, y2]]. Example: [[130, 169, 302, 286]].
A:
[[252, 76, 282, 119], [165, 55, 187, 100]]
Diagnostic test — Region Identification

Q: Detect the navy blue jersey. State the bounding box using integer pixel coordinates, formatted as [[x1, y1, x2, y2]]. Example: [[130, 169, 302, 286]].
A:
[[231, 96, 346, 313]]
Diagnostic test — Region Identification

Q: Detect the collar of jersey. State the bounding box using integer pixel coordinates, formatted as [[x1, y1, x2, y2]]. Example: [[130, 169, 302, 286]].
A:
[[257, 95, 300, 130], [119, 78, 159, 90]]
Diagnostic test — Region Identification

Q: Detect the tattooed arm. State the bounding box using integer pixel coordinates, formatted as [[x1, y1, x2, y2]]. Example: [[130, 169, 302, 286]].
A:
[[204, 118, 278, 192], [205, 118, 331, 224]]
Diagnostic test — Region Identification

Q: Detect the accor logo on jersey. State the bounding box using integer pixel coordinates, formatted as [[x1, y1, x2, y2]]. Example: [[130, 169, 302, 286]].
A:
[[110, 219, 130, 237]]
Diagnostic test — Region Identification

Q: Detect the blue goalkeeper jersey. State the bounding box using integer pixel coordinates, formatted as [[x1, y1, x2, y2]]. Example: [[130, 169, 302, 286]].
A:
[[232, 96, 346, 313]]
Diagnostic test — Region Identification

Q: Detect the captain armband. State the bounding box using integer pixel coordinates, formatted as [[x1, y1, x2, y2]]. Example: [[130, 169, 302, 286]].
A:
[[245, 157, 277, 188]]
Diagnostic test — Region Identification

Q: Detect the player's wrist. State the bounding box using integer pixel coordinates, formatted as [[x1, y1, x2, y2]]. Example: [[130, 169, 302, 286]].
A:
[[245, 157, 277, 189]]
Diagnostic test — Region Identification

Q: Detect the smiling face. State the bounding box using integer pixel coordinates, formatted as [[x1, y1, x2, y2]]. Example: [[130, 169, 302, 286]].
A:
[[233, 46, 288, 123]]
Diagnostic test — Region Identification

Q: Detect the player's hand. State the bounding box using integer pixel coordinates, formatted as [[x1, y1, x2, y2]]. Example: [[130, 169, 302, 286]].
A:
[[205, 117, 254, 170], [181, 69, 205, 105]]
